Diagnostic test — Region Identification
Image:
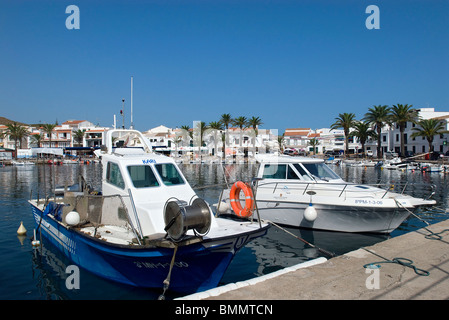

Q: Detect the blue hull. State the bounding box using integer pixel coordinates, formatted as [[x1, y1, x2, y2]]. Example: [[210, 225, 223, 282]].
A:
[[31, 202, 267, 293]]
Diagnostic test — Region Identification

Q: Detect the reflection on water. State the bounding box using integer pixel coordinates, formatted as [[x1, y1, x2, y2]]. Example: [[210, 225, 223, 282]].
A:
[[1, 162, 448, 299]]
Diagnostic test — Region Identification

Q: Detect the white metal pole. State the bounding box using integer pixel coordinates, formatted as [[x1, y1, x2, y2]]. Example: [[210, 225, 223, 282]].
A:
[[130, 76, 134, 129]]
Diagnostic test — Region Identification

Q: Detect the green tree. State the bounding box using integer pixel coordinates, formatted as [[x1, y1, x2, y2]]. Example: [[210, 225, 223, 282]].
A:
[[350, 121, 377, 157], [42, 123, 57, 148], [220, 114, 232, 157], [5, 122, 29, 159], [411, 118, 448, 153], [194, 121, 209, 159], [308, 138, 319, 155], [277, 133, 285, 153], [180, 125, 192, 148], [74, 129, 85, 147], [30, 133, 43, 148], [208, 121, 223, 157], [232, 116, 248, 147], [330, 113, 356, 156], [248, 116, 263, 150], [363, 105, 391, 158], [390, 104, 419, 157]]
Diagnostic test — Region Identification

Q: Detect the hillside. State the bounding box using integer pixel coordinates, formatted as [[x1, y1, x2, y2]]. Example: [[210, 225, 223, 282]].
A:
[[0, 117, 28, 126]]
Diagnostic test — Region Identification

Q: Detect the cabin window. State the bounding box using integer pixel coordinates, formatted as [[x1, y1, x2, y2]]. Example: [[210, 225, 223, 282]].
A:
[[302, 163, 340, 180], [106, 162, 125, 189], [155, 163, 185, 186], [292, 163, 312, 180], [287, 165, 300, 179], [262, 164, 287, 179], [127, 165, 160, 188]]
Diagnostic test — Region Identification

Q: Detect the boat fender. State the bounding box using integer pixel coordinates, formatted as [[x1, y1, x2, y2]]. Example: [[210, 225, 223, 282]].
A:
[[65, 211, 81, 226], [217, 200, 230, 213], [304, 203, 317, 222], [17, 221, 27, 235]]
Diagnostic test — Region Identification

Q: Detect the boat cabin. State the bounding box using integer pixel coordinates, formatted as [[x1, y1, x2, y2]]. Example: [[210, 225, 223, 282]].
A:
[[94, 130, 214, 237], [256, 155, 343, 183]]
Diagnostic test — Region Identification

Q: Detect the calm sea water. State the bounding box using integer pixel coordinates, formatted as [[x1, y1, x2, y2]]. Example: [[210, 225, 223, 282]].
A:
[[1, 162, 448, 300]]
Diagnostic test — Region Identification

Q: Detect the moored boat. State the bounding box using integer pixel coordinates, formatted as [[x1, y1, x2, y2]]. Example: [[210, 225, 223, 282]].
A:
[[216, 154, 436, 234], [28, 129, 268, 294]]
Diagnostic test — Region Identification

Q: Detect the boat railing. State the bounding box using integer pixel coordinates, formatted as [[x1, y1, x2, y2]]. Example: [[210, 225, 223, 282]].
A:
[[253, 179, 436, 200], [67, 193, 142, 242]]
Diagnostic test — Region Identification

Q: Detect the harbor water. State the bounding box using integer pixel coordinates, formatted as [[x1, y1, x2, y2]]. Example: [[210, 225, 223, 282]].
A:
[[1, 162, 448, 300]]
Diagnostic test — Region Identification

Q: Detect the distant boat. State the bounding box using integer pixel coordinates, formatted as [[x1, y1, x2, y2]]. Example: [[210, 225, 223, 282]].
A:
[[12, 160, 35, 166]]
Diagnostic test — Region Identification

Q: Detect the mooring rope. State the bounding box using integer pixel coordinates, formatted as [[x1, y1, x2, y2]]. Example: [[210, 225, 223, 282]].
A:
[[158, 244, 178, 300], [362, 247, 429, 276], [263, 219, 336, 258], [394, 199, 449, 240]]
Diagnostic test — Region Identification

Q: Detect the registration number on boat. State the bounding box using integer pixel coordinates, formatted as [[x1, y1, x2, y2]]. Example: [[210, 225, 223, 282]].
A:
[[142, 159, 156, 164], [354, 199, 383, 205]]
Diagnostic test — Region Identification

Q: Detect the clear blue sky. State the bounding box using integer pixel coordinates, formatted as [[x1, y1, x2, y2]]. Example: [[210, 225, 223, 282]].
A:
[[1, 0, 448, 133]]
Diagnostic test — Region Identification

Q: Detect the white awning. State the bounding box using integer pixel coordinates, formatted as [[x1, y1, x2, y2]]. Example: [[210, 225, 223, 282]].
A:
[[31, 148, 64, 156]]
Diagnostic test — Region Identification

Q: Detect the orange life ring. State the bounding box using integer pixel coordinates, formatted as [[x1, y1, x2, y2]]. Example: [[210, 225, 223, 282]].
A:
[[229, 181, 254, 218]]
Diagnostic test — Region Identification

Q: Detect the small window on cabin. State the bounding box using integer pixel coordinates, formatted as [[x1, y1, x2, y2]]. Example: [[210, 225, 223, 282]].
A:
[[292, 163, 312, 181], [127, 165, 159, 188], [287, 165, 300, 179], [262, 164, 287, 179], [155, 163, 185, 186], [106, 162, 125, 189]]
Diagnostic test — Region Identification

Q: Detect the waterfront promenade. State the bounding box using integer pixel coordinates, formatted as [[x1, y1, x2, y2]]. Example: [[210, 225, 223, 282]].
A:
[[181, 218, 449, 300]]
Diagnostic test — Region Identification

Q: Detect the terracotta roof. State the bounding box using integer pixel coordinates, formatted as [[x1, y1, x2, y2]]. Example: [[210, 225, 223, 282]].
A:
[[431, 115, 449, 120], [85, 129, 106, 132], [63, 120, 86, 124]]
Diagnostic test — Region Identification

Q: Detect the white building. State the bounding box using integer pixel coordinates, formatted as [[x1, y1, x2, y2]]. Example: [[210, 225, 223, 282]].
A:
[[366, 107, 449, 157]]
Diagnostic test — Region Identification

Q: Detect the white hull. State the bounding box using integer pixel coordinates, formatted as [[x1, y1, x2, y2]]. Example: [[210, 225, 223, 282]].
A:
[[255, 200, 409, 233]]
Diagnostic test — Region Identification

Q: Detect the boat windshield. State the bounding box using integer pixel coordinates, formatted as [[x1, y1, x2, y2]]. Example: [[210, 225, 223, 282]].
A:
[[127, 165, 160, 188], [155, 163, 185, 186], [301, 162, 341, 180]]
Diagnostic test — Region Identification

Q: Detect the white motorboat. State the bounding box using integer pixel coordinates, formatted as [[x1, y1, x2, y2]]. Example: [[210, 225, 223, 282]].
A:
[[216, 154, 436, 234]]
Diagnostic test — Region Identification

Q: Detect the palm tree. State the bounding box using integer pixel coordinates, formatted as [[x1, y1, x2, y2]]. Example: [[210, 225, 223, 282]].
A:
[[232, 116, 248, 148], [180, 125, 192, 147], [42, 123, 57, 148], [30, 133, 43, 148], [390, 104, 419, 157], [363, 105, 391, 158], [74, 129, 85, 147], [248, 116, 263, 150], [308, 138, 319, 155], [277, 133, 285, 153], [350, 121, 377, 157], [220, 114, 232, 157], [411, 119, 448, 153], [330, 113, 356, 156], [194, 121, 209, 159], [208, 121, 223, 157], [5, 122, 28, 159]]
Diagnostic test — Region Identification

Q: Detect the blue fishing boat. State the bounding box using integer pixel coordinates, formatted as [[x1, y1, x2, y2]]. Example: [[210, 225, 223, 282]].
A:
[[29, 129, 268, 294]]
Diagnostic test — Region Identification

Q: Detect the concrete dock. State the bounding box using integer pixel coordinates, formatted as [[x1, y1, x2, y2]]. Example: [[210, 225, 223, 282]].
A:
[[181, 219, 449, 300]]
